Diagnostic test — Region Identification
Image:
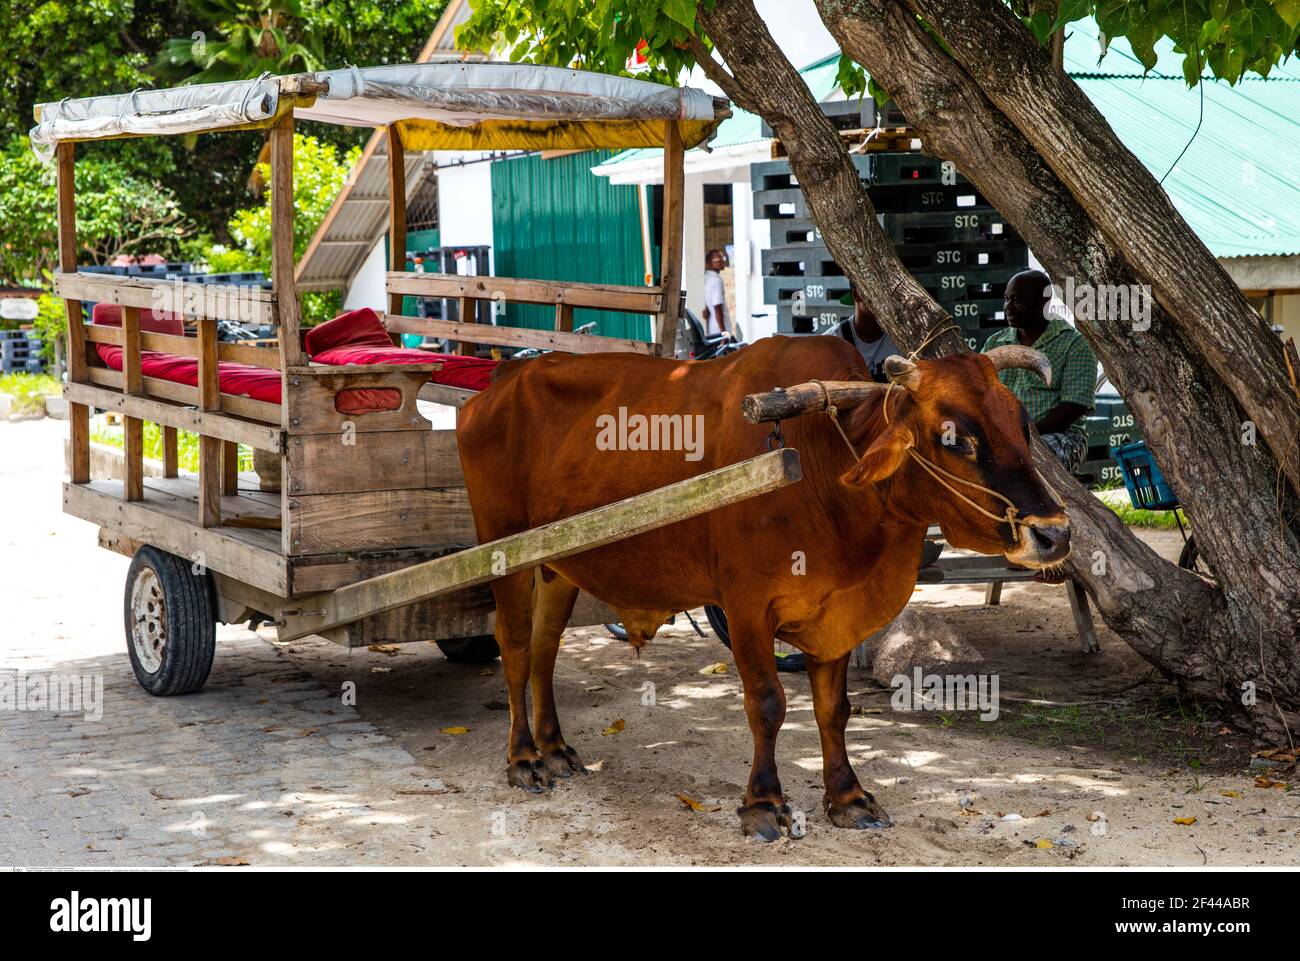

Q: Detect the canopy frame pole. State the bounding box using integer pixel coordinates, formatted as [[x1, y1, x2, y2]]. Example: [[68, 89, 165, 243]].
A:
[[56, 141, 90, 484], [656, 121, 686, 356], [386, 124, 407, 339], [270, 115, 304, 375]]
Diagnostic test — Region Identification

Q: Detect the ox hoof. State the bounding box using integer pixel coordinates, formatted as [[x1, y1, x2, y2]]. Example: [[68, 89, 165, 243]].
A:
[[825, 794, 893, 830], [542, 745, 587, 779], [738, 801, 795, 843], [507, 759, 552, 794]]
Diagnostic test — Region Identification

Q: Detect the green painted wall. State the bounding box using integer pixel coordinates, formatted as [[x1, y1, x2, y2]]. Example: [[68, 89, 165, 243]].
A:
[[490, 150, 651, 341]]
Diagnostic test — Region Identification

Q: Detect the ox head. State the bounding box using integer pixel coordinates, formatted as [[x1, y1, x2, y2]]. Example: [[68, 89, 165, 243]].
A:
[[842, 347, 1071, 568]]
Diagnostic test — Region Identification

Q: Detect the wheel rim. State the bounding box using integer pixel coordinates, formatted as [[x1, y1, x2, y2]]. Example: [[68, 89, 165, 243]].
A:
[[130, 567, 167, 674]]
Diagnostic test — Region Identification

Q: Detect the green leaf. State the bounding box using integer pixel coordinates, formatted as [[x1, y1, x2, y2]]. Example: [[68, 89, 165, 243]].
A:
[[1026, 10, 1054, 43], [1127, 20, 1160, 70], [836, 54, 869, 100], [661, 0, 697, 30], [1052, 0, 1094, 33], [1275, 0, 1300, 28]]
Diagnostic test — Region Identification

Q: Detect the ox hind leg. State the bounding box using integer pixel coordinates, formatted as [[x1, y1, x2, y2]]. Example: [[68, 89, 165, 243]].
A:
[[491, 569, 551, 793], [806, 653, 892, 829], [530, 568, 585, 779], [729, 613, 794, 842]]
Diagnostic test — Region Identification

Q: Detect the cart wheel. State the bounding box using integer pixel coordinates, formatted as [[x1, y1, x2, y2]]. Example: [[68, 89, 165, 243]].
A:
[[436, 635, 501, 663], [704, 605, 806, 673], [604, 622, 629, 641], [123, 546, 216, 696]]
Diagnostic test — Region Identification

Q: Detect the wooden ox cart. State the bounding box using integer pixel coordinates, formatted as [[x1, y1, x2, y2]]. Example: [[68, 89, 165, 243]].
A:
[[33, 63, 803, 693]]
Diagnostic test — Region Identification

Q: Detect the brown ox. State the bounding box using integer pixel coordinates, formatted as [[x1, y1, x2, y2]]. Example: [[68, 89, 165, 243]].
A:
[[456, 335, 1069, 840]]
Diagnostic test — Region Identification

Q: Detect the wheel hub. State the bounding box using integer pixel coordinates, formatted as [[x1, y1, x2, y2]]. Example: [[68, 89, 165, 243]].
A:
[[130, 568, 166, 674]]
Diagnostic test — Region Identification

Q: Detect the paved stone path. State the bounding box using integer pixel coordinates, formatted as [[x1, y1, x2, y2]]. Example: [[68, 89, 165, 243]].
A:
[[1, 630, 460, 866], [0, 420, 472, 866]]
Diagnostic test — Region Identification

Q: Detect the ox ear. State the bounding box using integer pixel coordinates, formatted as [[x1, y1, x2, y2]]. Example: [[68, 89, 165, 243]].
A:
[[841, 424, 913, 489]]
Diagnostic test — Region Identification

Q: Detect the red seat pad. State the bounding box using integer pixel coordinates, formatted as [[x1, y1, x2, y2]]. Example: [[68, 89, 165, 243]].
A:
[[91, 302, 184, 336], [94, 344, 283, 404], [306, 306, 495, 391], [302, 306, 394, 354], [312, 344, 496, 392]]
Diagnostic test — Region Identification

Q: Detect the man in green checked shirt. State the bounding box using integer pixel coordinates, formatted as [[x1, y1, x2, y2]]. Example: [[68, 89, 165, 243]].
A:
[[982, 270, 1098, 472]]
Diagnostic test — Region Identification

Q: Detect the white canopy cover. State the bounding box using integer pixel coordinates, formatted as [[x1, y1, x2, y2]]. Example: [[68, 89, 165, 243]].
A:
[[30, 62, 726, 159]]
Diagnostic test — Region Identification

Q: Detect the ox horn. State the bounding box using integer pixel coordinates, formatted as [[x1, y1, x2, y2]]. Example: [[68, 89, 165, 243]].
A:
[[985, 345, 1052, 386], [883, 355, 922, 390]]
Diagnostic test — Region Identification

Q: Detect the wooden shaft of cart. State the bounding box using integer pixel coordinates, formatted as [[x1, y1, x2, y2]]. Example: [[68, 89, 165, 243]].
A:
[[275, 447, 802, 641]]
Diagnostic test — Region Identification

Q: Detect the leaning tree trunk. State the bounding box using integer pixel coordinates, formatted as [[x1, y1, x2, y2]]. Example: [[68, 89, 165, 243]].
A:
[[904, 0, 1300, 494], [811, 0, 1300, 741], [696, 0, 1300, 741]]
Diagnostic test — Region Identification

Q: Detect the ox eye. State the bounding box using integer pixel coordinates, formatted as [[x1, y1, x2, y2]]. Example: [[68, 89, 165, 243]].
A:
[[946, 434, 978, 458]]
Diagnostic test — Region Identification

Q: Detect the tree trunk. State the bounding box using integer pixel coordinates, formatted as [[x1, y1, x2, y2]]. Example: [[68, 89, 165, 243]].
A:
[[699, 0, 1300, 741], [903, 0, 1300, 495]]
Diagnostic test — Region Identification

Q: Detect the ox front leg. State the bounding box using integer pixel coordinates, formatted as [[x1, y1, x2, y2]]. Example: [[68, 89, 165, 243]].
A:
[[530, 570, 586, 779], [806, 653, 892, 830], [730, 619, 795, 842], [491, 570, 550, 793]]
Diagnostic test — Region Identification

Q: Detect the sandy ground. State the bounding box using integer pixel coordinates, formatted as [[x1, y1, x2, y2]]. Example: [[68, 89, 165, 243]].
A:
[[2, 416, 1296, 866]]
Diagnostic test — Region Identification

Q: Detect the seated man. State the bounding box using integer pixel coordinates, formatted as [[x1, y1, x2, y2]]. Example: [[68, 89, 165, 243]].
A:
[[983, 270, 1097, 472], [824, 285, 899, 383]]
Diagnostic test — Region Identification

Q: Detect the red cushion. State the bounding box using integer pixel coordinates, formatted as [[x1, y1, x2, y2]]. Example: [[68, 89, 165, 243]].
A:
[[95, 344, 282, 404], [302, 307, 393, 355], [312, 344, 496, 392], [91, 302, 184, 337]]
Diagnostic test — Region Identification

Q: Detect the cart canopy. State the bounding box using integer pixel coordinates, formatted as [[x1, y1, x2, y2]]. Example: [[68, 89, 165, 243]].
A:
[[30, 61, 728, 159]]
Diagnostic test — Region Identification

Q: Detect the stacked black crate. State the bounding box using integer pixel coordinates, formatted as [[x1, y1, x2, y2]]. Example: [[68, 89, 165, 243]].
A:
[[754, 147, 1029, 349], [0, 330, 42, 373], [754, 115, 1139, 487]]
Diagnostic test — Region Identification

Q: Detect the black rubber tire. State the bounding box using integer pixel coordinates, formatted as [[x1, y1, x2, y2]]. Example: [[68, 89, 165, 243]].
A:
[[123, 546, 216, 696], [436, 635, 501, 663], [604, 622, 629, 641], [704, 605, 806, 673]]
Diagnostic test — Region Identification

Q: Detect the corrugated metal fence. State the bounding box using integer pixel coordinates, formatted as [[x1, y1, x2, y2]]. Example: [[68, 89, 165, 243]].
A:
[[490, 150, 652, 341]]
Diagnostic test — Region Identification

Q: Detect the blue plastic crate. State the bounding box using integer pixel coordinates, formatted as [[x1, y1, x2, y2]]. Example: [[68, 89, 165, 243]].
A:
[[1111, 439, 1179, 511]]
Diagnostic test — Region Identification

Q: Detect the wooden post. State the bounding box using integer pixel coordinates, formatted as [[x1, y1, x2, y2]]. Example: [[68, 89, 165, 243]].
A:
[[223, 441, 239, 496], [386, 125, 407, 321], [555, 303, 574, 332], [198, 320, 222, 527], [270, 116, 304, 371], [1066, 579, 1099, 653], [457, 295, 475, 355], [56, 141, 90, 484], [162, 427, 179, 478], [656, 121, 686, 357], [122, 305, 144, 502]]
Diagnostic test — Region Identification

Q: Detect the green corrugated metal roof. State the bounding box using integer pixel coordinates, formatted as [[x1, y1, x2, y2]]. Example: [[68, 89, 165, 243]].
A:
[[1065, 18, 1300, 258], [601, 27, 1300, 259]]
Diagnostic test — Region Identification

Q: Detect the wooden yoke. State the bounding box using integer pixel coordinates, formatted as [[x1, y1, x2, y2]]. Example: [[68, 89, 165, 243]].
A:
[[742, 381, 889, 424], [656, 121, 686, 356]]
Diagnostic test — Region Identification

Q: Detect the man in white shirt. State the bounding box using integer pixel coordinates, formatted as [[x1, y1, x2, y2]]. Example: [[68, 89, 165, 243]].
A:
[[702, 249, 731, 336]]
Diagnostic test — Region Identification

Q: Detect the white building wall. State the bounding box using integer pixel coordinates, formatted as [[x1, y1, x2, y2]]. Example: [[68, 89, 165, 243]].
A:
[[436, 155, 495, 254], [342, 239, 388, 312]]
